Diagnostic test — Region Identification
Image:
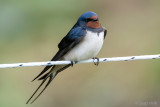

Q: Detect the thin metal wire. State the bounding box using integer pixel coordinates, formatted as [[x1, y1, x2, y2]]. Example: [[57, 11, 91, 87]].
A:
[[0, 54, 160, 68]]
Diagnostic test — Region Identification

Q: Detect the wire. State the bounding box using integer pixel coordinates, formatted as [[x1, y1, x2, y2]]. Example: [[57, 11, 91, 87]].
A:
[[0, 54, 160, 68]]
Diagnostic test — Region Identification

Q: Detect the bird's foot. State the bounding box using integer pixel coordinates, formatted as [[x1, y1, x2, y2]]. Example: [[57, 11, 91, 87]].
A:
[[70, 61, 77, 67], [93, 57, 99, 66]]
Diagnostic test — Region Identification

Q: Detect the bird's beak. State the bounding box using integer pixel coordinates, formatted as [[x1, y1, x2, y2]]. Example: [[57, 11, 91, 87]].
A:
[[93, 19, 98, 22]]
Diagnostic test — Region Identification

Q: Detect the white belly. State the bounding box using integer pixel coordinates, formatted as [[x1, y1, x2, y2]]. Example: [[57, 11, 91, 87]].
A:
[[63, 30, 104, 61]]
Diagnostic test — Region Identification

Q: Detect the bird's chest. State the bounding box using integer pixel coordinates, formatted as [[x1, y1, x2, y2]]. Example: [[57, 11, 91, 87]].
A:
[[63, 31, 104, 61], [81, 31, 104, 56]]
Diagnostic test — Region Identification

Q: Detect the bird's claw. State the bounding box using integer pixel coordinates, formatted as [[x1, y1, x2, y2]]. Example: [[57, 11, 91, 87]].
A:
[[70, 61, 74, 67], [70, 61, 77, 67], [93, 57, 99, 66]]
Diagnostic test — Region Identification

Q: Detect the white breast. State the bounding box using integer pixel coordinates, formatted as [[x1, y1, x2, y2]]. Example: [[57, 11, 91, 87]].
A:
[[63, 30, 104, 61]]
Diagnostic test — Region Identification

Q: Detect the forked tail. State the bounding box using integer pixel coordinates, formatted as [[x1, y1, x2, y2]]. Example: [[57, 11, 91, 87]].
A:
[[26, 64, 71, 104]]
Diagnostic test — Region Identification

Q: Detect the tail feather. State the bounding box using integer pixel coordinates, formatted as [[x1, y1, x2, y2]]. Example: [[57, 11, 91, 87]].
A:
[[30, 74, 55, 104], [26, 66, 55, 104], [31, 65, 55, 82], [38, 72, 51, 81], [38, 64, 71, 81], [31, 53, 60, 82], [26, 64, 71, 104]]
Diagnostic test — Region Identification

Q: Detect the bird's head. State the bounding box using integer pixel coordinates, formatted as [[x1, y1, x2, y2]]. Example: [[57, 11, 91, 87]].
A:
[[77, 11, 101, 29]]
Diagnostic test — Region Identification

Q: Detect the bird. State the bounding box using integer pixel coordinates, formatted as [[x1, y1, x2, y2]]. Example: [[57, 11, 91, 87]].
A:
[[26, 11, 107, 104]]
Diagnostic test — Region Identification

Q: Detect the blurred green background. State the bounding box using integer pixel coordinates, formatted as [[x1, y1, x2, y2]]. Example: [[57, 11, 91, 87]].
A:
[[0, 0, 160, 107]]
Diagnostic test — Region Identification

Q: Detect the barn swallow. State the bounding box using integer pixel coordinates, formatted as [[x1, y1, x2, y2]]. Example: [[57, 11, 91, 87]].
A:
[[26, 11, 107, 104]]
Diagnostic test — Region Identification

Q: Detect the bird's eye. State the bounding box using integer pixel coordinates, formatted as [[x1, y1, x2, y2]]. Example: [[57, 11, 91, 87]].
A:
[[86, 18, 98, 22], [86, 18, 93, 22]]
